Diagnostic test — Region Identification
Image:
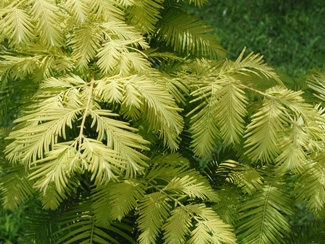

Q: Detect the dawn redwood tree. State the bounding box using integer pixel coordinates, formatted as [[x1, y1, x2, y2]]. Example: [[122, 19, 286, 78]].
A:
[[0, 0, 325, 243]]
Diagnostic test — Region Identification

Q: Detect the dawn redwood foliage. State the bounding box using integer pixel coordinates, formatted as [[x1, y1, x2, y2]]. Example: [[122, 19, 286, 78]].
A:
[[0, 0, 325, 243]]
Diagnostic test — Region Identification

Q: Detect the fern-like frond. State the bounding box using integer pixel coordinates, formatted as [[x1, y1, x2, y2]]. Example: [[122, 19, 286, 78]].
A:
[[134, 76, 184, 149], [89, 109, 149, 176], [189, 220, 211, 244], [40, 74, 87, 89], [276, 120, 308, 173], [92, 185, 113, 226], [101, 21, 148, 48], [5, 76, 83, 165], [109, 179, 145, 221], [64, 0, 88, 24], [5, 107, 81, 164], [122, 51, 152, 74], [294, 160, 325, 219], [144, 154, 191, 181], [95, 76, 124, 103], [29, 141, 79, 194], [122, 77, 143, 108], [97, 40, 150, 75], [163, 173, 218, 201], [267, 86, 315, 122], [37, 51, 74, 79], [23, 206, 57, 244], [0, 165, 34, 211], [307, 68, 325, 101], [0, 47, 74, 80], [237, 177, 293, 244], [245, 85, 323, 163], [222, 47, 281, 83], [224, 161, 263, 195], [119, 75, 184, 150], [306, 104, 325, 151], [162, 206, 192, 244], [40, 183, 69, 210], [81, 138, 123, 184], [127, 0, 163, 33], [187, 204, 236, 244], [190, 80, 221, 156], [93, 179, 145, 223], [137, 192, 171, 244], [57, 218, 106, 244], [75, 20, 149, 72], [88, 0, 124, 22], [144, 49, 184, 64], [244, 98, 288, 162], [70, 25, 102, 69], [115, 0, 135, 7], [2, 6, 34, 45], [216, 81, 248, 144], [189, 50, 282, 156], [155, 11, 225, 58], [56, 201, 133, 244], [30, 0, 63, 46], [0, 55, 40, 80], [212, 186, 241, 226], [161, 74, 189, 105]]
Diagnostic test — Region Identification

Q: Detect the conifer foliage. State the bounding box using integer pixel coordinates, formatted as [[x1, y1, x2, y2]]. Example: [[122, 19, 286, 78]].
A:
[[1, 0, 325, 243]]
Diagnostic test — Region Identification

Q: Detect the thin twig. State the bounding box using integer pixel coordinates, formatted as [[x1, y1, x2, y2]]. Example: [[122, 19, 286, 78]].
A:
[[78, 71, 95, 150]]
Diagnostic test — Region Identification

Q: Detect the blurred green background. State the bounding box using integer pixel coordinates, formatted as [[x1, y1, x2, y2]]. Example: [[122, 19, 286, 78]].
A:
[[0, 0, 324, 242], [189, 0, 324, 76]]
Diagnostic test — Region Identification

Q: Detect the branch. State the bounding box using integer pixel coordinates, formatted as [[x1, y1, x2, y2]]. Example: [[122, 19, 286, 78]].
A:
[[235, 82, 273, 99], [78, 71, 95, 150]]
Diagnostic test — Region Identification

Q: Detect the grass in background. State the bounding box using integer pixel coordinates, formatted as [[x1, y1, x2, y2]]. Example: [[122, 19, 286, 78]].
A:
[[188, 0, 325, 76], [0, 207, 24, 244]]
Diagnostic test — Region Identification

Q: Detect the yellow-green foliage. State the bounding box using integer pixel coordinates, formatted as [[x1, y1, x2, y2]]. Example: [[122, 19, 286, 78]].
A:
[[1, 0, 325, 243]]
